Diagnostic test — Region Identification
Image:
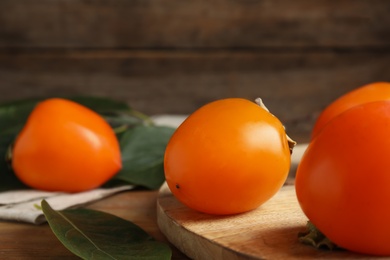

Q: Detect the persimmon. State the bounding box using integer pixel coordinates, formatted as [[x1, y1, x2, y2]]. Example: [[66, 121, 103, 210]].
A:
[[312, 81, 390, 139], [164, 98, 294, 215], [11, 98, 122, 192], [296, 100, 390, 256]]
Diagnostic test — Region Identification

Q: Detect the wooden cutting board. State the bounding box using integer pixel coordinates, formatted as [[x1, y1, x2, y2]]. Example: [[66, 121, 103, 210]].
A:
[[157, 183, 378, 259]]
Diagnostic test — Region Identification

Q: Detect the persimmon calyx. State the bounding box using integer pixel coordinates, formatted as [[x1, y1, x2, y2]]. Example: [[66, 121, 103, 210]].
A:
[[255, 98, 297, 154], [298, 221, 340, 251]]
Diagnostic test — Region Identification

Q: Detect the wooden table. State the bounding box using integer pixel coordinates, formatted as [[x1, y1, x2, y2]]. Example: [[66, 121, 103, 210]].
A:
[[0, 189, 189, 259]]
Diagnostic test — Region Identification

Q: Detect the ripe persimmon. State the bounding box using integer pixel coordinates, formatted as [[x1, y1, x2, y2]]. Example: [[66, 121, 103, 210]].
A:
[[296, 100, 390, 256], [164, 98, 294, 215], [12, 98, 122, 192]]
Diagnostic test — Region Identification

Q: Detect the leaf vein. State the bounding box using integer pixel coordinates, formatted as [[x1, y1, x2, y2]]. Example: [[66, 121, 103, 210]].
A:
[[57, 211, 117, 260]]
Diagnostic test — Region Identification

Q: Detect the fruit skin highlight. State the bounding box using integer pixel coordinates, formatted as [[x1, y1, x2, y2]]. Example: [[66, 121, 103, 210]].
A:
[[164, 98, 293, 215], [12, 98, 122, 192]]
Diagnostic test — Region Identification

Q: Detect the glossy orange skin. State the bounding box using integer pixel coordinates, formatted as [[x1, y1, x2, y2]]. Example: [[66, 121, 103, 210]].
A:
[[12, 98, 122, 192], [164, 98, 291, 215], [312, 82, 390, 139], [296, 101, 390, 256]]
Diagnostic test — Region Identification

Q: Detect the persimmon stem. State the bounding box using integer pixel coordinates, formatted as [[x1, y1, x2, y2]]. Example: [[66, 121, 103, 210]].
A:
[[255, 97, 297, 154], [255, 98, 269, 112]]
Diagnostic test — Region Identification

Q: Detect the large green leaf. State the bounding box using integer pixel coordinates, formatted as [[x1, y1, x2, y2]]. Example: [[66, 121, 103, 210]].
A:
[[67, 96, 153, 130], [113, 125, 175, 190], [68, 96, 130, 112], [42, 200, 172, 260], [0, 98, 39, 133]]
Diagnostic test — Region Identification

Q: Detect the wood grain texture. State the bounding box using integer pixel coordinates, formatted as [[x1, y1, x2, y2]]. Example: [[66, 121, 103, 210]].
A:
[[0, 0, 389, 48], [1, 50, 389, 142], [0, 0, 389, 143], [157, 184, 379, 260]]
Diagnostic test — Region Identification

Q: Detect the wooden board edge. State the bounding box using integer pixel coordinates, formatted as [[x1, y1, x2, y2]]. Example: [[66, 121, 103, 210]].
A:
[[156, 185, 257, 260]]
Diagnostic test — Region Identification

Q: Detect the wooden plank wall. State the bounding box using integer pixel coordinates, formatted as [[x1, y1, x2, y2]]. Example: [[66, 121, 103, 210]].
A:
[[0, 0, 389, 141]]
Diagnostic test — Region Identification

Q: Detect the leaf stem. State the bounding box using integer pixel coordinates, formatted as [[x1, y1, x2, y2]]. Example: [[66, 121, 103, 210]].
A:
[[129, 110, 154, 126], [112, 124, 129, 135]]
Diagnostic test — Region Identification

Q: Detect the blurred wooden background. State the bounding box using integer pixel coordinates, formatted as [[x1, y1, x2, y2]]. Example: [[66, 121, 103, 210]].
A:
[[0, 0, 389, 142]]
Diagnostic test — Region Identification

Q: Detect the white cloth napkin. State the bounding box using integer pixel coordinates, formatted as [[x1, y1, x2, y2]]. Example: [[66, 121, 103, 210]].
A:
[[0, 115, 187, 225], [0, 185, 134, 224]]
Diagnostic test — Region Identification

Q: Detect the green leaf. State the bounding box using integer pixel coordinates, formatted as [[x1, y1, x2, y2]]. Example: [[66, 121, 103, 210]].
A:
[[113, 125, 175, 190], [0, 98, 39, 133], [41, 200, 172, 260], [68, 96, 130, 112], [68, 96, 155, 130], [67, 96, 152, 131]]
